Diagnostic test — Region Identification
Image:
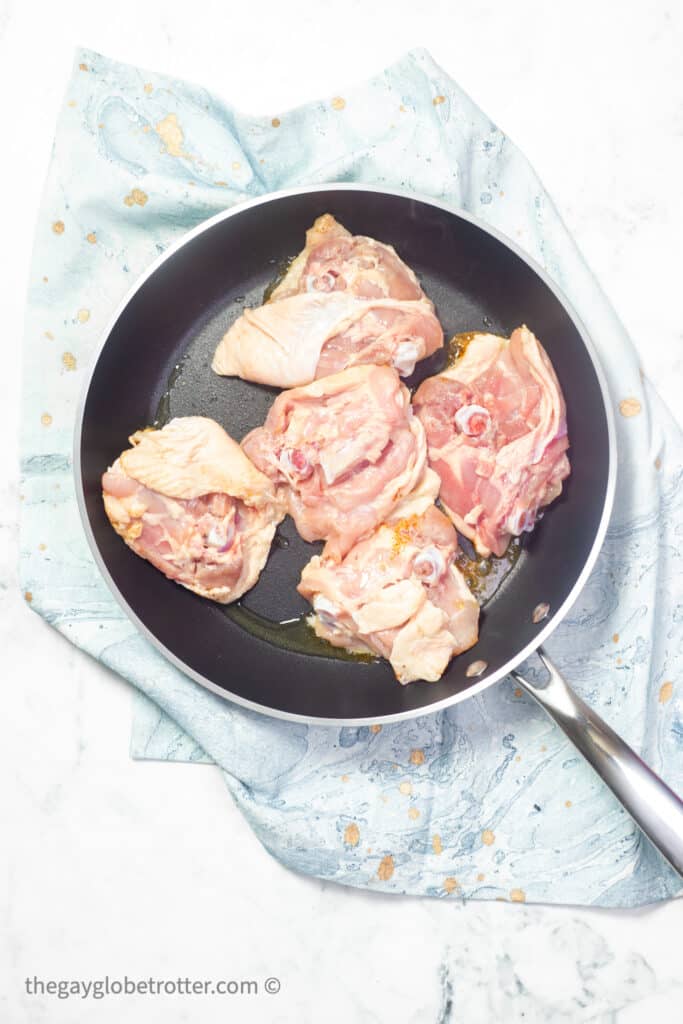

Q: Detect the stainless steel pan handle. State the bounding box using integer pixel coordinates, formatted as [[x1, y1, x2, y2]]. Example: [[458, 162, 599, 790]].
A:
[[512, 648, 683, 877]]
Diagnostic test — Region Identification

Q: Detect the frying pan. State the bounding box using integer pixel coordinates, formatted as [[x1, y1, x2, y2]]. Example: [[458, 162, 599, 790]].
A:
[[75, 184, 683, 875]]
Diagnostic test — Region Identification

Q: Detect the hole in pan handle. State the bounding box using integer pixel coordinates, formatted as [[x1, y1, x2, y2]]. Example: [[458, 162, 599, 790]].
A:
[[512, 648, 683, 878]]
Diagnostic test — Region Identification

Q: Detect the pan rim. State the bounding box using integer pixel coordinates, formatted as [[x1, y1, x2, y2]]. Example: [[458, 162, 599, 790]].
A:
[[73, 183, 617, 726]]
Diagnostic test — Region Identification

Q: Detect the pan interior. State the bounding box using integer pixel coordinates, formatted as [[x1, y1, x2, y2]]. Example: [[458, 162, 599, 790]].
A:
[[152, 290, 524, 656], [79, 189, 610, 721]]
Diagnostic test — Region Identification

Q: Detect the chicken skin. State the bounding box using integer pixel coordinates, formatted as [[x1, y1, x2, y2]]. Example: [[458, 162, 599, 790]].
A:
[[242, 365, 438, 560], [102, 417, 284, 602], [414, 326, 570, 557], [299, 506, 480, 684]]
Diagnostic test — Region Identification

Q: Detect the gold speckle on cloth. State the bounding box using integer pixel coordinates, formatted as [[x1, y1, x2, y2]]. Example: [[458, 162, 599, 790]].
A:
[[377, 855, 394, 881], [52, 220, 65, 235], [370, 724, 381, 734], [343, 822, 360, 847], [612, 633, 619, 643], [271, 117, 281, 128], [619, 397, 641, 418], [231, 160, 241, 171], [510, 888, 526, 903], [481, 829, 495, 846], [513, 688, 522, 698], [477, 872, 485, 882], [77, 309, 90, 323], [331, 96, 346, 111], [62, 352, 77, 371], [340, 774, 349, 783], [67, 100, 77, 108], [409, 749, 425, 765], [443, 877, 458, 894], [79, 63, 89, 72], [86, 232, 97, 244], [143, 83, 153, 94], [433, 95, 446, 105], [655, 456, 662, 470], [432, 835, 443, 856], [41, 413, 52, 426], [408, 807, 420, 821], [156, 113, 189, 157], [399, 781, 412, 796], [44, 331, 54, 340], [565, 800, 573, 808], [38, 543, 47, 551], [24, 591, 33, 602], [659, 681, 674, 704], [123, 188, 148, 208], [399, 104, 407, 112]]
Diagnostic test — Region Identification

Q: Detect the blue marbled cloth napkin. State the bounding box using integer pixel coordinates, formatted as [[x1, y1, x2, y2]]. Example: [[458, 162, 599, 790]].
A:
[[20, 47, 683, 907]]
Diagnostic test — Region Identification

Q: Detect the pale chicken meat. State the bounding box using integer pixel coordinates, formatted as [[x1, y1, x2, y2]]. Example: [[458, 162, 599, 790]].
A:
[[268, 213, 425, 302], [212, 292, 443, 388], [241, 365, 439, 560], [211, 214, 443, 388], [298, 506, 480, 684], [414, 326, 570, 558], [101, 417, 284, 602]]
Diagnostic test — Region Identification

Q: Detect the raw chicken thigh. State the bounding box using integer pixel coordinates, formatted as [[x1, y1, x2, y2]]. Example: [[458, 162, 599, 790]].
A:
[[212, 214, 443, 388], [299, 506, 480, 684], [212, 292, 443, 388], [414, 326, 570, 558], [101, 417, 284, 602], [268, 214, 425, 302], [241, 364, 439, 560]]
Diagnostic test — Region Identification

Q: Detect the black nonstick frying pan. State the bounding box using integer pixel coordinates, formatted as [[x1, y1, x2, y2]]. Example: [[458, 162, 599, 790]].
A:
[[75, 185, 683, 874]]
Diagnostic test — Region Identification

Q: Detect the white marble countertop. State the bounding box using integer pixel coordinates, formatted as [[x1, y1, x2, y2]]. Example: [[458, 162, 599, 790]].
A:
[[2, 2, 682, 1021]]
